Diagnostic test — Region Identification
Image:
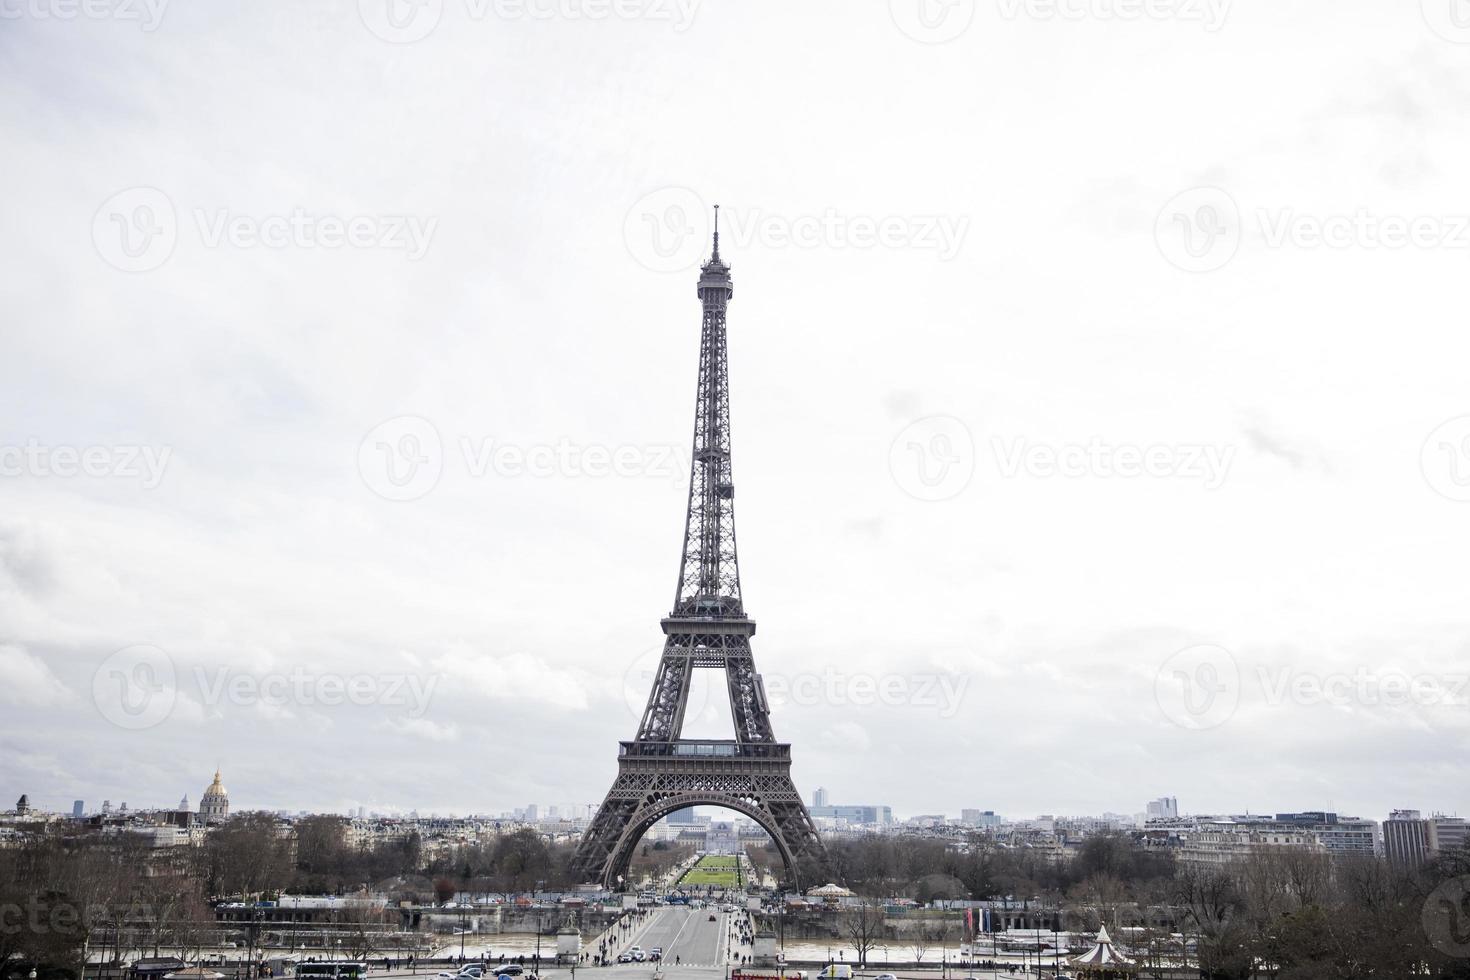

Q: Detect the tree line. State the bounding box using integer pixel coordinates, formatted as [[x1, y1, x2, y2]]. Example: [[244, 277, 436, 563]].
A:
[[758, 833, 1470, 979]]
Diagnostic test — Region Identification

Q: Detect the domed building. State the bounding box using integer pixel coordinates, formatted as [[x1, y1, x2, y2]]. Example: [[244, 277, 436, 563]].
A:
[[199, 769, 229, 824]]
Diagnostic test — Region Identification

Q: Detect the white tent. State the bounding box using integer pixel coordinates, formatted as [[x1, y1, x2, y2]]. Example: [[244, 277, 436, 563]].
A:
[[1067, 926, 1138, 977]]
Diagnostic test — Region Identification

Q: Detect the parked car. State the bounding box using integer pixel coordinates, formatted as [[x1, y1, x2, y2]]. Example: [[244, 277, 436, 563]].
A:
[[497, 967, 525, 976], [436, 972, 459, 979], [817, 967, 853, 980], [876, 973, 898, 980]]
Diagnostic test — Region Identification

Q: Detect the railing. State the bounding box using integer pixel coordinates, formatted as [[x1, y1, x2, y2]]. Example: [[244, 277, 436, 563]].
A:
[[619, 740, 790, 760]]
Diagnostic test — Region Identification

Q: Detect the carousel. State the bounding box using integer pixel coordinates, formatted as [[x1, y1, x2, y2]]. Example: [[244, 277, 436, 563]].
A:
[[805, 883, 853, 904], [1066, 925, 1138, 979], [162, 968, 227, 980]]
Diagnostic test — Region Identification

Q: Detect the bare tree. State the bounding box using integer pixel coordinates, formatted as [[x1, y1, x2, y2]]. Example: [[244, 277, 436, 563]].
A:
[[908, 921, 933, 965], [842, 900, 884, 968]]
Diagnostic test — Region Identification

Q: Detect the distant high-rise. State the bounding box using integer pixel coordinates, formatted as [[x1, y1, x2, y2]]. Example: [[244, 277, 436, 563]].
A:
[[526, 804, 539, 821], [813, 787, 829, 808], [72, 800, 84, 818], [1428, 814, 1469, 855], [961, 808, 1001, 827], [1385, 810, 1431, 868], [667, 807, 696, 825], [1145, 796, 1179, 821], [809, 804, 892, 824]]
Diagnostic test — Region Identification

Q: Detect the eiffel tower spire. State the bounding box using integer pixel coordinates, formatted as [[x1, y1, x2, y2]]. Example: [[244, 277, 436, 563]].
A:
[[572, 210, 828, 889], [675, 203, 741, 617]]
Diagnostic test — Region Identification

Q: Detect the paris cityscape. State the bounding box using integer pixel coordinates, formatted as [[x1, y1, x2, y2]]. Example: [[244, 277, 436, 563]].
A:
[[5, 3, 1470, 980]]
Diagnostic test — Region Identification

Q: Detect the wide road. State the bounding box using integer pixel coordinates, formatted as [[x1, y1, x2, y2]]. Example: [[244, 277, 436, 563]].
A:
[[623, 906, 737, 968]]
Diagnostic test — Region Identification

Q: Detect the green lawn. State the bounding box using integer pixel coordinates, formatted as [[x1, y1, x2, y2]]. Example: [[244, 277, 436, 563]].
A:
[[678, 855, 742, 887]]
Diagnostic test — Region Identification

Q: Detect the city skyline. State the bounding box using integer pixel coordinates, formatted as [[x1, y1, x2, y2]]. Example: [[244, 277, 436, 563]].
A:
[[12, 778, 1465, 830]]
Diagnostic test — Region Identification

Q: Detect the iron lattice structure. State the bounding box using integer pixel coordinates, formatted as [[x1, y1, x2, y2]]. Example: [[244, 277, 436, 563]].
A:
[[572, 212, 827, 889]]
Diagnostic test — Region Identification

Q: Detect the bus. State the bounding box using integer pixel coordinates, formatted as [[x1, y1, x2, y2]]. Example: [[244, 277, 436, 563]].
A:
[[296, 962, 368, 980]]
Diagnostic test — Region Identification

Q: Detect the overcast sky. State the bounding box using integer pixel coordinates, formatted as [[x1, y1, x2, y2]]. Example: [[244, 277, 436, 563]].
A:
[[3, 0, 1470, 825]]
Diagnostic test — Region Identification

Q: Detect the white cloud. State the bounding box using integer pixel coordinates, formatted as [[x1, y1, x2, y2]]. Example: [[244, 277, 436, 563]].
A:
[[0, 645, 73, 707], [0, 2, 1467, 822]]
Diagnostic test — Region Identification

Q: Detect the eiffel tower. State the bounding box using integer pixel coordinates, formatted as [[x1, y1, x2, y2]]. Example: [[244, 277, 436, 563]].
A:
[[572, 208, 827, 889]]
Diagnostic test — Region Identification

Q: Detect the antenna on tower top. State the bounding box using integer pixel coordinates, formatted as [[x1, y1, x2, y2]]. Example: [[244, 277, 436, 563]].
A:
[[712, 203, 721, 260]]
